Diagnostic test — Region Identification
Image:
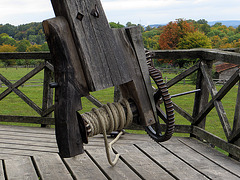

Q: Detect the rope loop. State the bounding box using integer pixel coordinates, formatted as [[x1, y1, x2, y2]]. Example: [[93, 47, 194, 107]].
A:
[[81, 98, 133, 166]]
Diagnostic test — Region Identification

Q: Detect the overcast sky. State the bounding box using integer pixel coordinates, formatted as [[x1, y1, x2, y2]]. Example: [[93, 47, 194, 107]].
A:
[[1, 0, 240, 26]]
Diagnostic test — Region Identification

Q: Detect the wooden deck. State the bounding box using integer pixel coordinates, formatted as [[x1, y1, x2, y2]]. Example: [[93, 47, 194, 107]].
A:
[[0, 125, 239, 180]]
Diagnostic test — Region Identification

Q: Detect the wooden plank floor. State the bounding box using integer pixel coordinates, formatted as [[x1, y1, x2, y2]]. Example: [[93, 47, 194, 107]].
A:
[[0, 125, 239, 180]]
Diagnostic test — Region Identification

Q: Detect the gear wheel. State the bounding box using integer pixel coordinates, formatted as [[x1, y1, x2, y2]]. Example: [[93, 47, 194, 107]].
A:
[[145, 49, 175, 142]]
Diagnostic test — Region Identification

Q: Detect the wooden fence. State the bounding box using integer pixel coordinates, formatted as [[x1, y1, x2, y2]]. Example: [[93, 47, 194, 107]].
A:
[[0, 49, 240, 160], [0, 52, 55, 126]]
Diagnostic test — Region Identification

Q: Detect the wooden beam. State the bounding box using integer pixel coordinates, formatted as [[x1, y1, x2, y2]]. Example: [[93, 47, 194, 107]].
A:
[[232, 82, 240, 146], [166, 62, 200, 88], [0, 74, 42, 115], [43, 17, 89, 157], [192, 126, 240, 160], [173, 103, 194, 123], [0, 115, 54, 125], [51, 0, 131, 91], [113, 27, 156, 126], [0, 52, 51, 60], [200, 62, 232, 139]]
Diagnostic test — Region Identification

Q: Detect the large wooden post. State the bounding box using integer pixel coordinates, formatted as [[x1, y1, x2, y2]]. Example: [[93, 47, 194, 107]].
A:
[[43, 17, 89, 157]]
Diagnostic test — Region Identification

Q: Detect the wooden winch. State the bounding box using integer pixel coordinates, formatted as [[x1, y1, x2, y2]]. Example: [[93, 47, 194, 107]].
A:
[[43, 0, 175, 164]]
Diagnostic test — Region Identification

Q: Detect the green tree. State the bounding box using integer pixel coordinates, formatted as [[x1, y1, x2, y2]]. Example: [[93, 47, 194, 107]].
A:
[[16, 39, 31, 52], [0, 33, 16, 46], [26, 44, 42, 52], [41, 42, 49, 51], [126, 22, 136, 27], [197, 19, 208, 24], [177, 31, 212, 49], [109, 22, 124, 28]]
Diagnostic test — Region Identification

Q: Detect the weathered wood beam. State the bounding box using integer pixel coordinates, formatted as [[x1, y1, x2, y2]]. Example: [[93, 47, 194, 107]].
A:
[[192, 126, 240, 159], [173, 103, 194, 123], [192, 64, 208, 129], [151, 49, 240, 65], [0, 52, 51, 60], [43, 16, 89, 157], [193, 68, 240, 126], [200, 62, 232, 139], [0, 63, 46, 100], [51, 0, 131, 91], [86, 95, 103, 108], [202, 49, 240, 65], [0, 115, 54, 125], [166, 62, 200, 88], [0, 74, 42, 115], [232, 82, 240, 146], [151, 49, 203, 60]]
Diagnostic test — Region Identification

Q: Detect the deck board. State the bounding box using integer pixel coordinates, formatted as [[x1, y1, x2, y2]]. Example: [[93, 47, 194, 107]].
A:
[[0, 125, 239, 179], [4, 156, 39, 180]]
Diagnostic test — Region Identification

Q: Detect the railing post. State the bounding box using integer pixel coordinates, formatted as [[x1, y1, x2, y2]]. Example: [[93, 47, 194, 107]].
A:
[[192, 60, 212, 132], [41, 59, 54, 128], [230, 81, 240, 160]]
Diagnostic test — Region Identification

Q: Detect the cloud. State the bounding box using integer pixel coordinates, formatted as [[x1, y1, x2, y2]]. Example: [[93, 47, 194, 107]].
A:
[[102, 0, 181, 11], [1, 0, 240, 26]]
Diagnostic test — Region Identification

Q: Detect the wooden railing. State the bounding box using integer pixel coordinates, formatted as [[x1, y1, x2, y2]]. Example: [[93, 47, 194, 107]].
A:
[[0, 52, 55, 126], [0, 50, 240, 160], [151, 48, 240, 160]]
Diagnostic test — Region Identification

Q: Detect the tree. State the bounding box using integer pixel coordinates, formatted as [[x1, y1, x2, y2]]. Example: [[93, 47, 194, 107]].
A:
[[197, 19, 208, 24], [0, 44, 17, 52], [0, 33, 16, 46], [177, 31, 212, 49], [126, 22, 136, 27], [41, 42, 49, 51], [0, 44, 17, 66], [26, 44, 42, 52], [16, 39, 31, 52], [159, 19, 196, 49], [109, 22, 124, 28], [145, 25, 153, 31]]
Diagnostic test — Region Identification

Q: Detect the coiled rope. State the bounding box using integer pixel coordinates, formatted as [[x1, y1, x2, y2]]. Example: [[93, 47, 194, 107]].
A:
[[81, 99, 133, 166]]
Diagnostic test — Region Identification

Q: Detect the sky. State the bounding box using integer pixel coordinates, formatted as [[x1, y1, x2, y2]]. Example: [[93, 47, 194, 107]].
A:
[[1, 0, 240, 26]]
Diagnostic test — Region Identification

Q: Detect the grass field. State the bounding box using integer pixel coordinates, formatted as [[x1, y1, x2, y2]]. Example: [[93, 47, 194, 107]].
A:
[[0, 68, 238, 142]]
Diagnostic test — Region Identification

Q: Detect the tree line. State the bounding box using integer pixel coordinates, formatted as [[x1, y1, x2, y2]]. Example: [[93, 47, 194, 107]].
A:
[[1, 19, 240, 67]]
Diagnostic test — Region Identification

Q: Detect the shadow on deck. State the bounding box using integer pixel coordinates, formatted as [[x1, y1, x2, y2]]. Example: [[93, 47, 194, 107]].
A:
[[0, 125, 239, 180]]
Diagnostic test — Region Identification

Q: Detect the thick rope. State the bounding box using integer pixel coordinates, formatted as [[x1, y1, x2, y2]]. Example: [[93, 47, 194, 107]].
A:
[[81, 99, 133, 166]]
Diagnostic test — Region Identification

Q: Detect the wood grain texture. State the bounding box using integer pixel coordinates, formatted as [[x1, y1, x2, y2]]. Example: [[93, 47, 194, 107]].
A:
[[161, 138, 240, 180], [64, 153, 107, 180], [34, 153, 72, 180], [5, 156, 39, 180], [51, 0, 131, 91], [113, 27, 156, 126], [43, 17, 88, 157], [0, 161, 4, 180], [0, 125, 239, 179]]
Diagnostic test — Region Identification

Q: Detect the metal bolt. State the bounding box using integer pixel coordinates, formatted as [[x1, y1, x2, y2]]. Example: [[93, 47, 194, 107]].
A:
[[91, 4, 100, 18], [76, 12, 84, 21]]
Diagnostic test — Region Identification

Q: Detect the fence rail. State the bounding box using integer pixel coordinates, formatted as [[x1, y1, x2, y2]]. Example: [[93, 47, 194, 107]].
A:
[[0, 49, 240, 160], [0, 52, 54, 126]]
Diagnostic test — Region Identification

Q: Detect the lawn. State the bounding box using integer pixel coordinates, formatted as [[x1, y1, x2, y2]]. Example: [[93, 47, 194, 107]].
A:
[[0, 68, 238, 142]]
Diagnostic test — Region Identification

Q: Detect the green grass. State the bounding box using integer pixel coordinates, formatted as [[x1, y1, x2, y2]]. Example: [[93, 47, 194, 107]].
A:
[[0, 68, 238, 142]]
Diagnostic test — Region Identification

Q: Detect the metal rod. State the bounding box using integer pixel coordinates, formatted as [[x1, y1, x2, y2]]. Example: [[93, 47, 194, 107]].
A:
[[171, 89, 201, 98]]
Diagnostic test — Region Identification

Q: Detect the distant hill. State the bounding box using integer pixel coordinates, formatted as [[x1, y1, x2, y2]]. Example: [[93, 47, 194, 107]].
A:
[[208, 20, 240, 28], [147, 20, 240, 28]]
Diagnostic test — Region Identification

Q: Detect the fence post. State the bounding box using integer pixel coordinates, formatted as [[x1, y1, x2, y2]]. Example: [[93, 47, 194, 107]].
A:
[[192, 60, 212, 131], [0, 80, 2, 88], [41, 59, 54, 128]]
